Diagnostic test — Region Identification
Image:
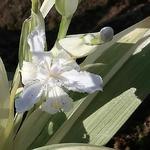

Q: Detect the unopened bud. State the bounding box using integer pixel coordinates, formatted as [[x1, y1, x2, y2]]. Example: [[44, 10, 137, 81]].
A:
[[100, 27, 114, 42], [55, 0, 78, 17]]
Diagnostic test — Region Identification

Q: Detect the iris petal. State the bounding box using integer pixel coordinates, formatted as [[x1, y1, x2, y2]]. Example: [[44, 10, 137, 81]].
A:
[[61, 70, 103, 93], [41, 86, 73, 114], [59, 36, 97, 58], [21, 61, 37, 85], [28, 26, 46, 53], [15, 82, 43, 113]]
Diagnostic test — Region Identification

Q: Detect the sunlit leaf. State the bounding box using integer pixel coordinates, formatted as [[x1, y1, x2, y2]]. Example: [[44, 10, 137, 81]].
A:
[[14, 109, 52, 150], [33, 143, 114, 150], [40, 0, 55, 18], [46, 17, 150, 145], [0, 58, 9, 135]]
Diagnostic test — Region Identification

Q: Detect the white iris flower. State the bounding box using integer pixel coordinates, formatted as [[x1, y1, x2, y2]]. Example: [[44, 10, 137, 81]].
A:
[[15, 26, 103, 114]]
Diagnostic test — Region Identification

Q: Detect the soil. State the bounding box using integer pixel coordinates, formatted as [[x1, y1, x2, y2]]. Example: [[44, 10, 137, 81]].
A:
[[0, 0, 150, 149]]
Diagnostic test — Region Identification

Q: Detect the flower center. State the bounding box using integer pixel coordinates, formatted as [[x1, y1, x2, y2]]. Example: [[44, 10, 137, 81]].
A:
[[48, 71, 59, 78], [51, 100, 61, 109]]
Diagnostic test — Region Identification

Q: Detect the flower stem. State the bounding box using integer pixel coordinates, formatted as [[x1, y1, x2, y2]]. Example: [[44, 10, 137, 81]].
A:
[[32, 0, 40, 13], [57, 16, 72, 40]]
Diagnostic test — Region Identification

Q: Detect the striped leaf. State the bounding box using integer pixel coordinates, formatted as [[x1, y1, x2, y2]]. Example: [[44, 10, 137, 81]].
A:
[[46, 17, 150, 145], [40, 0, 55, 18], [33, 143, 114, 150], [0, 58, 9, 135]]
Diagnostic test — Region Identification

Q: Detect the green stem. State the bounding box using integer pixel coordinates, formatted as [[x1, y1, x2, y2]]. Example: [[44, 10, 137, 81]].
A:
[[57, 16, 72, 40], [32, 0, 40, 13]]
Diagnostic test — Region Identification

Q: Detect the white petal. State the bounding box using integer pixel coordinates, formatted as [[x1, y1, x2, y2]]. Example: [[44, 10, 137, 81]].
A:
[[51, 50, 80, 73], [28, 26, 46, 53], [61, 70, 103, 93], [35, 54, 52, 81], [51, 58, 80, 73], [32, 52, 52, 64], [59, 36, 97, 58], [21, 61, 37, 85], [61, 96, 73, 112], [15, 82, 43, 113], [41, 99, 58, 114], [41, 86, 73, 114], [47, 78, 62, 88]]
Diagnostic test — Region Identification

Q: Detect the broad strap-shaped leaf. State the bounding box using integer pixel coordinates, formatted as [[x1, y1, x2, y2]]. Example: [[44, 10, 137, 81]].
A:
[[14, 109, 52, 150], [33, 143, 114, 150], [14, 110, 68, 150], [0, 58, 9, 135], [61, 38, 150, 145], [40, 0, 55, 18], [18, 19, 31, 67], [46, 17, 150, 145], [82, 18, 150, 66]]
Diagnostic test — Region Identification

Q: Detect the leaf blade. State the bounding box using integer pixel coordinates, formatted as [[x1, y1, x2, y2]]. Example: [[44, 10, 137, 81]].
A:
[[33, 143, 114, 150], [46, 17, 150, 145]]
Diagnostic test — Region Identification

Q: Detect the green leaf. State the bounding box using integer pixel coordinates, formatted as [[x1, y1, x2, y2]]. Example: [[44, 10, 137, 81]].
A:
[[80, 63, 105, 71], [18, 19, 30, 67], [33, 143, 114, 150], [19, 0, 45, 67], [40, 0, 55, 18], [61, 38, 150, 145], [0, 58, 14, 149], [28, 112, 67, 149], [60, 22, 150, 145], [0, 58, 9, 135], [14, 109, 52, 150], [46, 17, 150, 145]]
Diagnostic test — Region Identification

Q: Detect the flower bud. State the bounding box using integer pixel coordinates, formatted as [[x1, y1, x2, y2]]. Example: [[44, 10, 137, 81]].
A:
[[82, 27, 114, 45], [100, 27, 114, 42], [55, 0, 78, 17]]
